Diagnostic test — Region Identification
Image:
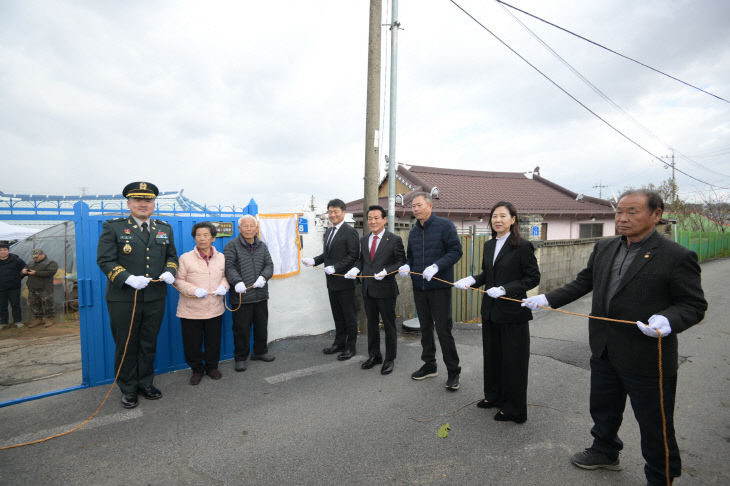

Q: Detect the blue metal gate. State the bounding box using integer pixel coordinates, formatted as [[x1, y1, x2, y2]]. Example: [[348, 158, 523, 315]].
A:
[[1, 198, 257, 404]]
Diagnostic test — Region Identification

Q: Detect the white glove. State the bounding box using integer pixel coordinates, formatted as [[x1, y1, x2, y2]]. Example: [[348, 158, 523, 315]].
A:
[[487, 286, 506, 298], [454, 276, 476, 290], [234, 282, 247, 294], [213, 285, 227, 296], [302, 257, 315, 267], [637, 314, 672, 338], [194, 288, 208, 298], [324, 265, 335, 275], [398, 264, 410, 278], [159, 271, 175, 284], [344, 268, 360, 280], [253, 276, 266, 288], [422, 264, 439, 281], [374, 269, 387, 281], [521, 294, 549, 311], [125, 275, 151, 290]]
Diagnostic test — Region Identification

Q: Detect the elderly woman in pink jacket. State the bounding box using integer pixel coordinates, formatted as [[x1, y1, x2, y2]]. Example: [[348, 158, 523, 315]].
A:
[[175, 222, 229, 385]]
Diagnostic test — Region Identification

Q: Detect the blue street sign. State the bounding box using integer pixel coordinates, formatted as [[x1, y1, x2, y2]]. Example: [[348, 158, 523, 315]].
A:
[[298, 217, 308, 234], [531, 225, 540, 237]]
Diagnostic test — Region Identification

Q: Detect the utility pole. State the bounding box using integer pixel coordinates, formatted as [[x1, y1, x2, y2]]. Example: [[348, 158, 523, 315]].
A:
[[309, 195, 316, 213], [592, 181, 607, 199], [661, 149, 677, 203], [386, 0, 400, 233], [363, 0, 382, 219]]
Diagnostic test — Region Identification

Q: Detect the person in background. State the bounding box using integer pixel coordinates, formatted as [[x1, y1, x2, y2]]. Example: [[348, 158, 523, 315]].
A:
[[174, 222, 228, 385], [454, 202, 540, 423], [522, 189, 707, 486], [0, 241, 26, 330], [23, 248, 59, 329], [224, 215, 275, 372]]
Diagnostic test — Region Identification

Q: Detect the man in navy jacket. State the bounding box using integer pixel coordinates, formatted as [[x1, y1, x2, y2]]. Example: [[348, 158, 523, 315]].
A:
[[399, 192, 463, 390]]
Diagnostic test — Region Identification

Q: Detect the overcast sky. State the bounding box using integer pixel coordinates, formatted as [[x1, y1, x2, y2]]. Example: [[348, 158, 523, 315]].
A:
[[2, 0, 729, 212]]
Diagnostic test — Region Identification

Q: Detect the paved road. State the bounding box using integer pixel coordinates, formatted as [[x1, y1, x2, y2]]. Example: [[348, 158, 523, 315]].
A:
[[1, 258, 728, 485]]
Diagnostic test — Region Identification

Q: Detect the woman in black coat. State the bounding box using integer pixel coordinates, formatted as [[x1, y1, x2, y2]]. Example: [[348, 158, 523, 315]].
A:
[[455, 201, 540, 423]]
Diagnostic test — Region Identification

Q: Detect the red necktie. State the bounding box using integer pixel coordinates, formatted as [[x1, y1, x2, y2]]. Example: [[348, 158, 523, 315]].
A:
[[370, 235, 378, 261]]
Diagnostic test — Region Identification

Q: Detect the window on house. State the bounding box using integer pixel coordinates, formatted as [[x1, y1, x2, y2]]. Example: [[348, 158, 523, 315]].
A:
[[579, 223, 603, 238], [540, 222, 548, 241]]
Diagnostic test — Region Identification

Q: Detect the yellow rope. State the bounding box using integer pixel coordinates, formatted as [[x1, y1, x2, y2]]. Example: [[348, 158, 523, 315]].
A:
[[0, 286, 144, 450]]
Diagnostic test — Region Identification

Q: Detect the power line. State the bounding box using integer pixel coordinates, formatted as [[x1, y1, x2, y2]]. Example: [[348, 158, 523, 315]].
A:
[[497, 3, 677, 160], [495, 0, 730, 104], [497, 1, 730, 182], [447, 0, 730, 190]]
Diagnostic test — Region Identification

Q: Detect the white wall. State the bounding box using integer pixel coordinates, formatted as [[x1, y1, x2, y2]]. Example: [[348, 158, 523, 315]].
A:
[[266, 211, 334, 342], [544, 218, 615, 240], [544, 219, 572, 239]]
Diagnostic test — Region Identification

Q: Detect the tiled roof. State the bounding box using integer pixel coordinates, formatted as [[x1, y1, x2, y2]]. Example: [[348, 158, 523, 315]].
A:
[[347, 165, 613, 217]]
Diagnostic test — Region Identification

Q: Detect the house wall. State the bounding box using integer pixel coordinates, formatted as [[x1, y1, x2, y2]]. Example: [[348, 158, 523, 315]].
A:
[[544, 217, 615, 240], [390, 214, 615, 240], [378, 179, 411, 198]]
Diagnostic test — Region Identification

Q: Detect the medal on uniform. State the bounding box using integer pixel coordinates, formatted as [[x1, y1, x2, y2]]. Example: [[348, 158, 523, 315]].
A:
[[123, 243, 132, 254]]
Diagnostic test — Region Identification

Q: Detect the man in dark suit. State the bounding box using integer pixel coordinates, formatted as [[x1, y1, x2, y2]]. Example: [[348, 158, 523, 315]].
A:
[[344, 205, 405, 375], [302, 198, 360, 360], [97, 182, 178, 409], [523, 190, 707, 486]]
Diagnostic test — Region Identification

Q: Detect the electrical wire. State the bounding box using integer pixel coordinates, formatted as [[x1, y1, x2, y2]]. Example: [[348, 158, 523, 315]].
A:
[[495, 0, 730, 104], [447, 0, 730, 190], [495, 1, 730, 184]]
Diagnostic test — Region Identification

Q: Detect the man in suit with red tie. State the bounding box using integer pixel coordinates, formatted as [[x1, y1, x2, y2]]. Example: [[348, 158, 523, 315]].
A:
[[302, 198, 360, 360], [344, 205, 405, 375]]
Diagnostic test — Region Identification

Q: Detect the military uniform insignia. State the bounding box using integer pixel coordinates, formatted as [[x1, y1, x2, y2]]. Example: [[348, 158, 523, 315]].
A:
[[140, 182, 147, 190], [124, 229, 131, 234], [123, 243, 132, 254]]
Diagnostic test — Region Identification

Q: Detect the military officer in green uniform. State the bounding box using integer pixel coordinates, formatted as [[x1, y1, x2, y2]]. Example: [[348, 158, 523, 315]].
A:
[[97, 181, 178, 409]]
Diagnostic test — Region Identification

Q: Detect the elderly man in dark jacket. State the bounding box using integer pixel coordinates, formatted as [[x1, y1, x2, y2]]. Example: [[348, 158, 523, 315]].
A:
[[0, 241, 26, 329], [23, 248, 59, 328], [398, 192, 463, 390], [523, 190, 707, 486], [225, 215, 275, 371]]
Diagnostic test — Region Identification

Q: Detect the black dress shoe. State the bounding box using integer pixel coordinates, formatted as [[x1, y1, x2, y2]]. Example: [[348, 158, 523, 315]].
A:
[[494, 410, 526, 424], [251, 354, 275, 362], [476, 399, 497, 409], [361, 357, 383, 369], [323, 344, 344, 355], [138, 385, 162, 400], [380, 360, 394, 375], [337, 349, 355, 361], [235, 360, 247, 372], [121, 392, 138, 409]]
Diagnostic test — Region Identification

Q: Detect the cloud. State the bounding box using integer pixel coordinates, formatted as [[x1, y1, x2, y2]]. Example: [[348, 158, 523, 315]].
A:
[[1, 0, 728, 213]]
